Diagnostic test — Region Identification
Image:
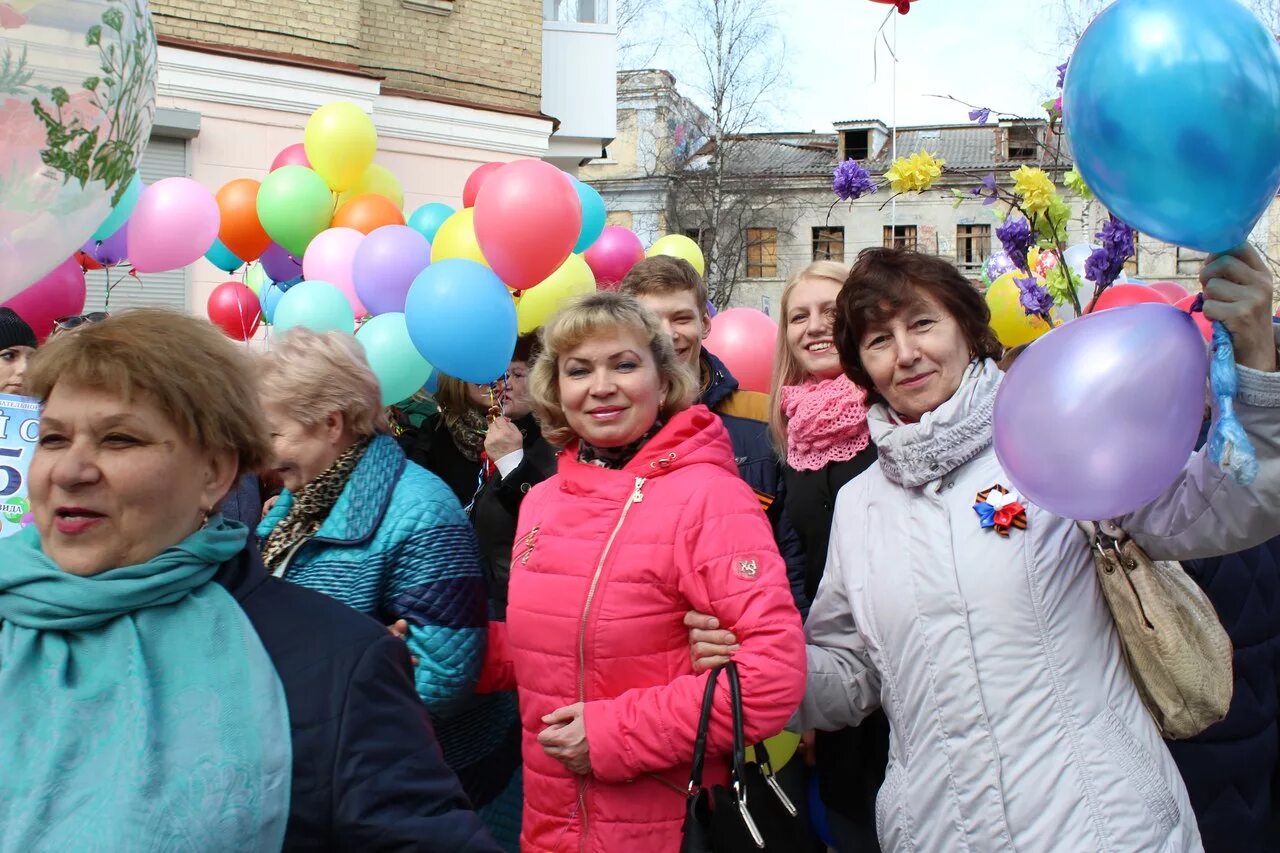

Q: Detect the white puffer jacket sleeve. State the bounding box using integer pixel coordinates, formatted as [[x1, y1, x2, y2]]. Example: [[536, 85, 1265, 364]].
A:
[[1120, 357, 1280, 560], [796, 495, 882, 732]]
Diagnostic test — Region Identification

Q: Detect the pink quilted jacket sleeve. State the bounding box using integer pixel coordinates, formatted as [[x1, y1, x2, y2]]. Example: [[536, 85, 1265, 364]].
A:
[[583, 475, 807, 783]]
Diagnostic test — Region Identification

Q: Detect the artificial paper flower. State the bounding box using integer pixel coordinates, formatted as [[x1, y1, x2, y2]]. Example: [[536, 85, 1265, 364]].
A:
[[1044, 263, 1082, 306], [969, 107, 992, 126], [832, 159, 876, 201], [1011, 166, 1056, 218], [1064, 169, 1092, 200], [1036, 195, 1072, 245], [1084, 215, 1136, 290], [996, 216, 1034, 272], [1016, 275, 1055, 317], [885, 151, 945, 194]]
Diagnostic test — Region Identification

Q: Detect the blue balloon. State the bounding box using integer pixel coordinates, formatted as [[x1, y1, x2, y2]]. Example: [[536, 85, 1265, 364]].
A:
[[205, 238, 245, 273], [571, 177, 607, 254], [92, 172, 142, 242], [407, 202, 456, 245], [260, 282, 285, 324], [1065, 0, 1280, 252], [404, 259, 517, 384]]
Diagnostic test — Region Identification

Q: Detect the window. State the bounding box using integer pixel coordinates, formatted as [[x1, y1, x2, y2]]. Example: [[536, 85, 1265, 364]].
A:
[[1006, 125, 1038, 160], [812, 226, 845, 262], [745, 228, 778, 279], [546, 0, 608, 23], [606, 210, 633, 229], [882, 224, 918, 251], [841, 129, 870, 161], [955, 224, 991, 269], [1176, 246, 1206, 277], [1124, 232, 1140, 277], [684, 227, 715, 258]]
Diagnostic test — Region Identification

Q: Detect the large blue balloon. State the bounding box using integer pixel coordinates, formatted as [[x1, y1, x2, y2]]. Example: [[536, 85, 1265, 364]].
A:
[[260, 282, 285, 324], [407, 202, 456, 245], [91, 173, 142, 242], [1065, 0, 1280, 252], [571, 177, 607, 254], [404, 259, 517, 384], [205, 237, 245, 273]]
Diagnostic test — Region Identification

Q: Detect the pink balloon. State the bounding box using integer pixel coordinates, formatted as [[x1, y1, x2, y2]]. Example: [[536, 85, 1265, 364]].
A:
[[1173, 293, 1212, 341], [1150, 280, 1189, 303], [1, 256, 87, 343], [1087, 283, 1169, 313], [271, 143, 311, 172], [303, 227, 366, 316], [703, 308, 778, 394], [994, 304, 1208, 520], [473, 160, 582, 291], [462, 162, 504, 208], [128, 178, 220, 274], [584, 226, 645, 290]]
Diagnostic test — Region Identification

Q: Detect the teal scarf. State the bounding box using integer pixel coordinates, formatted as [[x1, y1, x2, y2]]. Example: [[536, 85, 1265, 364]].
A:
[[0, 517, 292, 851]]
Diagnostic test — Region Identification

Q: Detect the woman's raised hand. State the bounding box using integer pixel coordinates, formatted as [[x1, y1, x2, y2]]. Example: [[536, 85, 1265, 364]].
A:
[[684, 610, 740, 673], [1201, 243, 1278, 373]]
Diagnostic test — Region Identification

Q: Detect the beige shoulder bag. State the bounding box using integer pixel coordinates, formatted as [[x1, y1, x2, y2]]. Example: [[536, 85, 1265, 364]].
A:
[[1079, 520, 1233, 740]]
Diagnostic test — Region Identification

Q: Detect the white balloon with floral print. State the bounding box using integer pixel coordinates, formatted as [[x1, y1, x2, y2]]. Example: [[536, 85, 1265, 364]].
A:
[[0, 0, 157, 299]]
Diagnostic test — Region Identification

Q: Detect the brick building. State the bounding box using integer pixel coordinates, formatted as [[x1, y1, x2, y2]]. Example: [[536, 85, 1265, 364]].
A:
[[105, 0, 616, 313]]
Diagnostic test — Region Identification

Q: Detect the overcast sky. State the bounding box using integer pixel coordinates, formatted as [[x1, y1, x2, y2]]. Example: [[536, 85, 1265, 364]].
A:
[[634, 0, 1076, 131]]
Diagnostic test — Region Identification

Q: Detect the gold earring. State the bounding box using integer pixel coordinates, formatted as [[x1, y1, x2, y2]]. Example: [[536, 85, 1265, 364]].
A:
[[199, 508, 212, 529]]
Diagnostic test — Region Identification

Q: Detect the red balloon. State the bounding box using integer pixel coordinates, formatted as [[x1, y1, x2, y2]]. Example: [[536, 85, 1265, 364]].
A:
[[1173, 294, 1212, 342], [869, 0, 916, 12], [2, 256, 87, 344], [703, 308, 777, 393], [206, 281, 262, 341], [1087, 283, 1170, 313], [462, 162, 504, 208], [474, 160, 582, 290], [584, 226, 645, 290], [271, 143, 311, 172], [76, 251, 103, 272], [1149, 281, 1189, 303]]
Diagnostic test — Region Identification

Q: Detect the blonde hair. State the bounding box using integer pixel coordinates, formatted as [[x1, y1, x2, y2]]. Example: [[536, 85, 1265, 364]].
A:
[[257, 328, 389, 437], [530, 292, 698, 447], [25, 308, 271, 472], [767, 260, 851, 454]]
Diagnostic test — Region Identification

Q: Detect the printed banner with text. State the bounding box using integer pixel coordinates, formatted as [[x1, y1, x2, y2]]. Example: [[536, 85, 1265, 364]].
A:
[[0, 394, 39, 539]]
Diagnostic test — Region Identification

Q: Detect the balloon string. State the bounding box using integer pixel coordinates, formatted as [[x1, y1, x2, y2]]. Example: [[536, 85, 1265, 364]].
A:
[[1192, 294, 1258, 485]]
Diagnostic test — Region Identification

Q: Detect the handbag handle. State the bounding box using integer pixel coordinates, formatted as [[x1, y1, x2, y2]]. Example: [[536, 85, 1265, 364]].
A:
[[685, 661, 749, 794], [687, 664, 723, 793]]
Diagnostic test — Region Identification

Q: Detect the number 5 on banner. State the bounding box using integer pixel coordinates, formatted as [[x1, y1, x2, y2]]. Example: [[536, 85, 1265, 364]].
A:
[[0, 447, 23, 498]]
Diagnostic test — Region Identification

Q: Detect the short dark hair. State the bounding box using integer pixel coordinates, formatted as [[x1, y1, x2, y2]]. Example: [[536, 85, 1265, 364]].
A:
[[834, 248, 1002, 401], [618, 255, 708, 307]]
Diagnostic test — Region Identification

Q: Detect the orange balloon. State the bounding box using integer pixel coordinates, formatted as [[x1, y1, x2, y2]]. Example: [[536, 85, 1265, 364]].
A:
[[331, 193, 405, 235], [216, 179, 272, 262]]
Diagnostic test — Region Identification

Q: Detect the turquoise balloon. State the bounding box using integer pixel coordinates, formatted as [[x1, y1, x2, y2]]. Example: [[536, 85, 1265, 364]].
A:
[[355, 312, 434, 406], [205, 237, 244, 273], [571, 177, 606, 254], [92, 173, 142, 242], [260, 282, 284, 325], [1065, 0, 1280, 252], [407, 202, 455, 245], [404, 259, 516, 384], [272, 280, 355, 334]]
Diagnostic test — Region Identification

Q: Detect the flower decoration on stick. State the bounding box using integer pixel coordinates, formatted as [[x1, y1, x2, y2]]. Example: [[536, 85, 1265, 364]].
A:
[[833, 160, 876, 201], [885, 151, 946, 194]]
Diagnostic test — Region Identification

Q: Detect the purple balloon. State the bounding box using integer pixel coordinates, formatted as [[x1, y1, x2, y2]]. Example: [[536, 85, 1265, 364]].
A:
[[993, 303, 1208, 520], [260, 242, 302, 283], [706, 300, 718, 318], [353, 225, 432, 316], [82, 226, 129, 267], [984, 250, 1016, 283]]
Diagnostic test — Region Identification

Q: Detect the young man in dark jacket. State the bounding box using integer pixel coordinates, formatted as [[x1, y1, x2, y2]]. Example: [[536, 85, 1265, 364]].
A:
[[621, 256, 808, 614]]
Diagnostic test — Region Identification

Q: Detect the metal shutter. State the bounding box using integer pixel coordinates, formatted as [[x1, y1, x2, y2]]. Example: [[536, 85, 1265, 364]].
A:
[[85, 137, 191, 312]]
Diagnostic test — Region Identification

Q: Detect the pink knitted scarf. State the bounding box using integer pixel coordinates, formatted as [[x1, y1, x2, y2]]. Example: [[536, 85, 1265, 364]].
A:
[[780, 374, 871, 471]]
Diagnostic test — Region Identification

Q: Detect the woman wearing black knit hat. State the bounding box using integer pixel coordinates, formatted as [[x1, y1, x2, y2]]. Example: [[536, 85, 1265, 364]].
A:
[[0, 308, 37, 396]]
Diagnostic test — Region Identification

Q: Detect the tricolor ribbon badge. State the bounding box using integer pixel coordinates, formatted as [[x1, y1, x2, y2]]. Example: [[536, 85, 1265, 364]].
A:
[[973, 484, 1027, 537]]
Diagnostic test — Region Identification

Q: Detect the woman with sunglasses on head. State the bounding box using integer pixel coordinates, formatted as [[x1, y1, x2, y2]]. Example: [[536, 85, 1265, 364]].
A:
[[50, 311, 108, 339]]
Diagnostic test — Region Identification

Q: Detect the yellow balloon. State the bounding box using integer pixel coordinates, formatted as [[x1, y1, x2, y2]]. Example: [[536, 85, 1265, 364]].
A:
[[337, 164, 404, 210], [305, 101, 378, 192], [986, 272, 1052, 348], [1027, 248, 1041, 272], [430, 208, 490, 267], [646, 234, 706, 276], [516, 254, 596, 333], [744, 730, 801, 771]]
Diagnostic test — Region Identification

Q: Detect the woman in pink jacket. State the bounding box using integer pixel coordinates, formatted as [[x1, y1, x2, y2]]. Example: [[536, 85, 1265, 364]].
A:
[[479, 292, 807, 852]]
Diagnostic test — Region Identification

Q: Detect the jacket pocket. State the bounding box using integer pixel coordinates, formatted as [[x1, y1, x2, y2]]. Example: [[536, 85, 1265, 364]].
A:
[[1091, 708, 1179, 835], [875, 761, 912, 851]]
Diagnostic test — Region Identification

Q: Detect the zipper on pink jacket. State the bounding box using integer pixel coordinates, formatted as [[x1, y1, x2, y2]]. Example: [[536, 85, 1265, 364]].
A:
[[575, 475, 646, 851]]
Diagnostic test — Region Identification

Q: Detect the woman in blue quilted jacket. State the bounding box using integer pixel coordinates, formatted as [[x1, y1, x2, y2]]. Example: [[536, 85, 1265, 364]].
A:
[[256, 328, 521, 848]]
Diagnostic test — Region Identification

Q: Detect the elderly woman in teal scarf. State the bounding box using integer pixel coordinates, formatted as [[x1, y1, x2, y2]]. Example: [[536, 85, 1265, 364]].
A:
[[0, 309, 499, 851]]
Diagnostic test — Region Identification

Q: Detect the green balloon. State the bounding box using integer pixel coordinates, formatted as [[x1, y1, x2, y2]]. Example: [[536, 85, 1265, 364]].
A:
[[244, 261, 268, 296], [256, 165, 333, 257], [355, 312, 434, 406], [273, 280, 355, 335]]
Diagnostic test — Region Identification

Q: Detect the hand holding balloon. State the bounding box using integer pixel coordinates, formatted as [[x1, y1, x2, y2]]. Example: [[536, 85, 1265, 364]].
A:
[[1199, 244, 1277, 373]]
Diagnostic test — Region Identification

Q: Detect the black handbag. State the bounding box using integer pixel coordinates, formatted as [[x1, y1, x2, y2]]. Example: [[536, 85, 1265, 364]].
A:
[[681, 661, 800, 852]]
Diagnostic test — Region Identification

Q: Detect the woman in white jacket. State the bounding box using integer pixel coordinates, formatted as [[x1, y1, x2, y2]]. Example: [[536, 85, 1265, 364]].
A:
[[692, 245, 1280, 851]]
